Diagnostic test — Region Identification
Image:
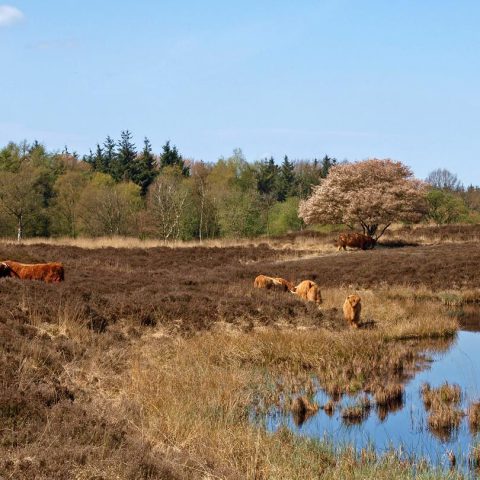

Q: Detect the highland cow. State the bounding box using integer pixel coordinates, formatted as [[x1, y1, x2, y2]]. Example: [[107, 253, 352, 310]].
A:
[[0, 260, 64, 283], [337, 233, 376, 251], [293, 280, 322, 305], [343, 294, 362, 328], [253, 275, 295, 292]]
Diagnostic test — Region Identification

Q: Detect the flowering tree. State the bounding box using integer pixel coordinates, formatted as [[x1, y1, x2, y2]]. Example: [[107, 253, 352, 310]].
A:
[[298, 159, 428, 239]]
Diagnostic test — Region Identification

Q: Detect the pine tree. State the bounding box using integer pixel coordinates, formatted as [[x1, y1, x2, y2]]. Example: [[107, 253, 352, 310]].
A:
[[320, 155, 337, 178], [93, 144, 105, 172], [256, 157, 280, 197], [159, 141, 189, 176], [134, 137, 157, 196], [84, 149, 95, 169], [103, 135, 117, 177], [278, 155, 296, 201], [115, 130, 137, 181]]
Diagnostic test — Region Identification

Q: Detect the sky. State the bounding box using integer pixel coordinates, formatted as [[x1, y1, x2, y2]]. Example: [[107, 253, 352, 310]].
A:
[[0, 1, 479, 184]]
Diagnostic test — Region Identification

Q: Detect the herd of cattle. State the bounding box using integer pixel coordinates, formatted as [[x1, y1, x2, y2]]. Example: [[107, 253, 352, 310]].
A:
[[253, 274, 362, 328], [0, 232, 370, 325], [251, 232, 371, 328]]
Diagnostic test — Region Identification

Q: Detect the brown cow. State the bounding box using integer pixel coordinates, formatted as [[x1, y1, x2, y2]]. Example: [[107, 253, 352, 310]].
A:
[[337, 233, 376, 251], [254, 274, 295, 292], [343, 294, 362, 328], [0, 260, 65, 283], [293, 280, 322, 305]]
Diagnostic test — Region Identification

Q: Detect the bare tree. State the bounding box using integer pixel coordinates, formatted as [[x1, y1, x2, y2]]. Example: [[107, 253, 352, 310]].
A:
[[425, 169, 462, 191], [0, 165, 43, 241], [51, 170, 87, 237], [147, 167, 188, 242], [190, 161, 211, 242], [78, 174, 142, 236], [299, 159, 428, 239]]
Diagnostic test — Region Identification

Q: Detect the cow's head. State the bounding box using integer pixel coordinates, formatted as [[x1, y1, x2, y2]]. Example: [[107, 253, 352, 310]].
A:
[[347, 294, 361, 308], [0, 262, 12, 278]]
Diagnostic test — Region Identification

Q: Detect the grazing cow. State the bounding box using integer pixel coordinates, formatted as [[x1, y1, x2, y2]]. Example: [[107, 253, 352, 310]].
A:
[[337, 233, 376, 251], [293, 280, 322, 305], [254, 274, 295, 292], [0, 260, 65, 283], [343, 294, 362, 328]]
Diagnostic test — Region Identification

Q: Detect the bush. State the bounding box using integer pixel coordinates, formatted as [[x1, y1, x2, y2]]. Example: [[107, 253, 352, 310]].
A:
[[268, 197, 303, 235]]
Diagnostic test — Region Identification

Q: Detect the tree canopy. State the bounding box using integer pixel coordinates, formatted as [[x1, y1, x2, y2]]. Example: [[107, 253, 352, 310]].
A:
[[298, 159, 428, 239]]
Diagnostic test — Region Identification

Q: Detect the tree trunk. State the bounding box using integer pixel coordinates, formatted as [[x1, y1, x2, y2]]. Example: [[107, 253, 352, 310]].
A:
[[17, 215, 23, 242], [365, 224, 378, 237], [199, 182, 205, 243]]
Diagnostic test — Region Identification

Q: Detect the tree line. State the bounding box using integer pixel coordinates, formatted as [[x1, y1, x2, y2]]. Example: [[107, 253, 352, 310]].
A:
[[0, 134, 337, 240], [0, 135, 478, 241]]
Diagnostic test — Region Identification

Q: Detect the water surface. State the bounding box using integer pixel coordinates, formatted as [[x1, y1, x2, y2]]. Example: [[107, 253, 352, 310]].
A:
[[266, 326, 480, 471]]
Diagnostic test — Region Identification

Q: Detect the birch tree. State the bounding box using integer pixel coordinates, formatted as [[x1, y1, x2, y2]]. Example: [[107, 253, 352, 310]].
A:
[[147, 167, 189, 241], [0, 165, 43, 240]]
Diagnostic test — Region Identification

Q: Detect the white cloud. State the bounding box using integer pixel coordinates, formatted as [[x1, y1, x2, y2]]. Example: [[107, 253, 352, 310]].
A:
[[0, 5, 24, 27]]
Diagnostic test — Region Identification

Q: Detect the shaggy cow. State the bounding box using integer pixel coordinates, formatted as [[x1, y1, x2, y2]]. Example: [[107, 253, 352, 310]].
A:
[[253, 275, 295, 292], [0, 260, 65, 283], [293, 280, 322, 305], [343, 294, 362, 328], [337, 233, 376, 251]]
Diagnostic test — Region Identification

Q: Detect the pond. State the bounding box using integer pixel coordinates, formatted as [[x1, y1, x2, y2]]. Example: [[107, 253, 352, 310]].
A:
[[265, 313, 480, 473]]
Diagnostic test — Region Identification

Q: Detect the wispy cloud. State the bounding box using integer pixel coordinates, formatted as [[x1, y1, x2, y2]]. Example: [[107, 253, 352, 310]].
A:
[[29, 39, 79, 50], [0, 4, 23, 27]]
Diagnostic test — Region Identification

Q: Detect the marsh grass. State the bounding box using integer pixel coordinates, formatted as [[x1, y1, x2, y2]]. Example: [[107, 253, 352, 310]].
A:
[[341, 396, 372, 425], [0, 238, 467, 479], [126, 307, 457, 479], [373, 384, 404, 406], [421, 383, 462, 411], [427, 405, 465, 440], [420, 383, 464, 441], [468, 402, 480, 433]]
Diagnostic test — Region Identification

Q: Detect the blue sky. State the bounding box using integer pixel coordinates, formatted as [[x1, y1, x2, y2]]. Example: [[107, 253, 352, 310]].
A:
[[1, 1, 479, 184]]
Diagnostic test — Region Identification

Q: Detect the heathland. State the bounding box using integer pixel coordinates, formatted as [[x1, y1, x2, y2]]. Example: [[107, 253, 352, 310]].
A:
[[1, 225, 480, 479]]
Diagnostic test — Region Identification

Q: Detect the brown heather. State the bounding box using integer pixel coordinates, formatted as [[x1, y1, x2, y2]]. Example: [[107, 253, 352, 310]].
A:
[[0, 229, 475, 479]]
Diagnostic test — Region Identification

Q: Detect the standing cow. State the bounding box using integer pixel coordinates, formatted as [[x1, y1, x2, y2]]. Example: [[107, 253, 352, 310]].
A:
[[337, 233, 376, 251]]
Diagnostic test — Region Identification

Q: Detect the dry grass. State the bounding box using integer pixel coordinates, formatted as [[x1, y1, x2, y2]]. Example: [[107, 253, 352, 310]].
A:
[[469, 445, 480, 472], [421, 383, 464, 441], [123, 289, 453, 477], [427, 405, 465, 440], [0, 239, 470, 479], [468, 402, 480, 433], [0, 233, 335, 252], [323, 399, 336, 416], [126, 327, 459, 479], [341, 396, 371, 425], [382, 223, 480, 245], [421, 383, 462, 410], [373, 384, 404, 406], [7, 223, 480, 252]]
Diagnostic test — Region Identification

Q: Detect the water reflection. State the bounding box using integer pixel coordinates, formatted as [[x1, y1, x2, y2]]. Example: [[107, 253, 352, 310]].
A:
[[266, 326, 480, 471], [376, 395, 404, 422], [453, 304, 480, 332]]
